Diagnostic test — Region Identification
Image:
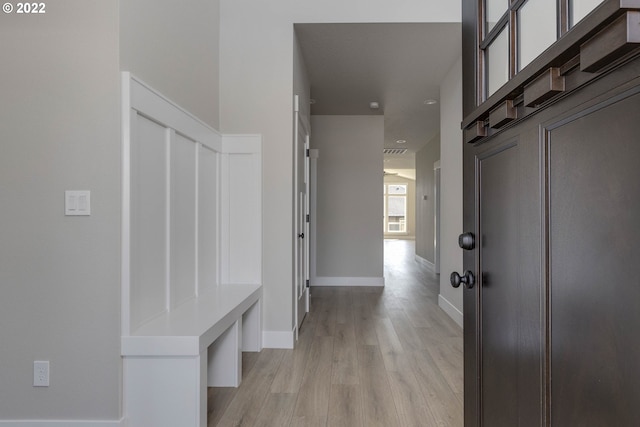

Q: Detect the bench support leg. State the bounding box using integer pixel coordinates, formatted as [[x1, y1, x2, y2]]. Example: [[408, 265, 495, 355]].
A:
[[242, 300, 262, 352], [208, 318, 242, 387]]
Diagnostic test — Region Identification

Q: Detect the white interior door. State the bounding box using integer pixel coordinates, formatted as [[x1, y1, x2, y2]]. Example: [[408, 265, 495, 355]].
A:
[[294, 96, 310, 338], [434, 162, 441, 275]]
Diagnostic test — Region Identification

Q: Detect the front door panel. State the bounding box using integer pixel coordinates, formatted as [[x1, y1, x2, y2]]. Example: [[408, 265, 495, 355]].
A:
[[478, 144, 520, 426], [548, 92, 640, 426]]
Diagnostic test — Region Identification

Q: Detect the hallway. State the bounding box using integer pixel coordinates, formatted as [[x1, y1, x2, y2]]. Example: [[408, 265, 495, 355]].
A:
[[208, 239, 463, 426]]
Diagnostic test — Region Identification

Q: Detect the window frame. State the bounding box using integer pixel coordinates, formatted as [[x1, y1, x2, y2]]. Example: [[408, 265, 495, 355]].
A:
[[463, 0, 640, 142], [478, 0, 574, 103], [383, 183, 408, 234]]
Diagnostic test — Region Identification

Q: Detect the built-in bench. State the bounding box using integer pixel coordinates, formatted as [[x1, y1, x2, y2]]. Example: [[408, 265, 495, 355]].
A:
[[122, 284, 261, 427], [120, 73, 263, 427]]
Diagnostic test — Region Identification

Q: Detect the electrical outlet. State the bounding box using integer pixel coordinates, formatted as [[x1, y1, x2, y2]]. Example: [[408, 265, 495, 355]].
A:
[[33, 361, 49, 387]]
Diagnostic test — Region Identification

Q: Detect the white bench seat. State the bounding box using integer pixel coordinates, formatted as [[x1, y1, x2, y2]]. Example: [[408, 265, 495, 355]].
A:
[[122, 283, 262, 356], [122, 283, 262, 427]]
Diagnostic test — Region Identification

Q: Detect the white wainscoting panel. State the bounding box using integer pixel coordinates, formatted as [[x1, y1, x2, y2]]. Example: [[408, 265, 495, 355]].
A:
[[122, 73, 262, 337], [130, 113, 169, 331], [170, 132, 198, 308], [222, 139, 262, 284], [198, 145, 220, 296]]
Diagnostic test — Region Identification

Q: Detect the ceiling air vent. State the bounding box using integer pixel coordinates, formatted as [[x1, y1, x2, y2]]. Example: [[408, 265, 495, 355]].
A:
[[383, 148, 407, 155]]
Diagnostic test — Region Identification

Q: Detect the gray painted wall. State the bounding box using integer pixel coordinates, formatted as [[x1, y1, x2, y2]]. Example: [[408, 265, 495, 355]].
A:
[[438, 56, 464, 323], [0, 0, 222, 420], [312, 115, 384, 279], [219, 0, 461, 334], [120, 0, 221, 129], [415, 134, 441, 263], [294, 33, 311, 122], [0, 2, 121, 419]]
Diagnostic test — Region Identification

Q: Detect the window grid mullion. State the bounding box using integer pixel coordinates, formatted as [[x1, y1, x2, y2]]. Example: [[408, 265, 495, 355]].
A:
[[479, 0, 569, 103], [509, 9, 518, 78]]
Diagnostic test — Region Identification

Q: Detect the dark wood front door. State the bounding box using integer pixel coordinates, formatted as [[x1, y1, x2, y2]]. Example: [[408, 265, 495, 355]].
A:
[[460, 3, 640, 425], [463, 79, 640, 426]]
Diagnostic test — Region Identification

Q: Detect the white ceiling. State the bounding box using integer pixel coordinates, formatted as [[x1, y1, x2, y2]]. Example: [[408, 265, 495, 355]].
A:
[[295, 22, 462, 165]]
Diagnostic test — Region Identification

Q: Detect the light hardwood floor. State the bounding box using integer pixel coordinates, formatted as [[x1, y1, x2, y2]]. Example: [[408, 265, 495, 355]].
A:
[[208, 239, 463, 427]]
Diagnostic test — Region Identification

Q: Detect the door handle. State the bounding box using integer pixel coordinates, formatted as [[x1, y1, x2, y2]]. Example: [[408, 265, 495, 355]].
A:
[[458, 232, 475, 250], [298, 233, 305, 239], [450, 271, 475, 289]]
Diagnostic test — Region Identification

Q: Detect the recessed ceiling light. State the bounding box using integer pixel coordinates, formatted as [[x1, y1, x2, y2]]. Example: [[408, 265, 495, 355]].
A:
[[369, 101, 380, 109], [396, 139, 407, 144], [424, 99, 438, 105]]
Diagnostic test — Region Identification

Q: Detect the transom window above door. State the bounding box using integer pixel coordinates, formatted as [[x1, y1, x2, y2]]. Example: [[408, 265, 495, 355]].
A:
[[480, 0, 605, 100]]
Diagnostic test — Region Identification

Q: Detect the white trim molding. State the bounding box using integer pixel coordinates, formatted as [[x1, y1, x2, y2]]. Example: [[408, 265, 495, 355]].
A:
[[262, 330, 295, 349], [415, 255, 435, 272], [312, 277, 385, 287], [0, 420, 126, 426], [438, 294, 463, 328], [383, 235, 416, 240]]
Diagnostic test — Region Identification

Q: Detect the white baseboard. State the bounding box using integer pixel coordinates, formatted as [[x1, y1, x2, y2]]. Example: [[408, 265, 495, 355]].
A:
[[312, 277, 385, 287], [438, 294, 463, 328], [0, 420, 126, 426], [415, 255, 435, 272], [262, 330, 294, 349]]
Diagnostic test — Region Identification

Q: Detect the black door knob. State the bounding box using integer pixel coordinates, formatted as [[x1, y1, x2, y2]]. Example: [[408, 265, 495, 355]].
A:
[[298, 233, 305, 239], [450, 270, 475, 289], [458, 232, 475, 250]]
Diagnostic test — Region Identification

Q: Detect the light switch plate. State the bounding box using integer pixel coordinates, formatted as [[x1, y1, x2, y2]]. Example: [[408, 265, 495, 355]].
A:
[[65, 191, 91, 216]]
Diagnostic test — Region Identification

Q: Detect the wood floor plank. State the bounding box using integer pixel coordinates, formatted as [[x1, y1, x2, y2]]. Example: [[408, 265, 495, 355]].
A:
[[426, 341, 464, 396], [242, 351, 260, 377], [288, 414, 326, 427], [387, 366, 439, 427], [331, 321, 359, 385], [387, 308, 428, 351], [270, 314, 317, 393], [327, 384, 364, 427], [313, 297, 337, 337], [291, 336, 334, 423], [334, 288, 354, 325], [214, 349, 286, 427], [408, 349, 464, 427], [252, 393, 297, 427], [358, 345, 401, 427], [208, 387, 237, 427], [353, 297, 379, 346], [375, 317, 407, 373]]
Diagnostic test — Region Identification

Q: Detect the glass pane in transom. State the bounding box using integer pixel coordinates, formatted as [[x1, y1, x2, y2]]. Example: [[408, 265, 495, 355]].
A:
[[486, 25, 510, 98], [519, 0, 557, 70], [571, 0, 604, 27], [486, 0, 509, 34]]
